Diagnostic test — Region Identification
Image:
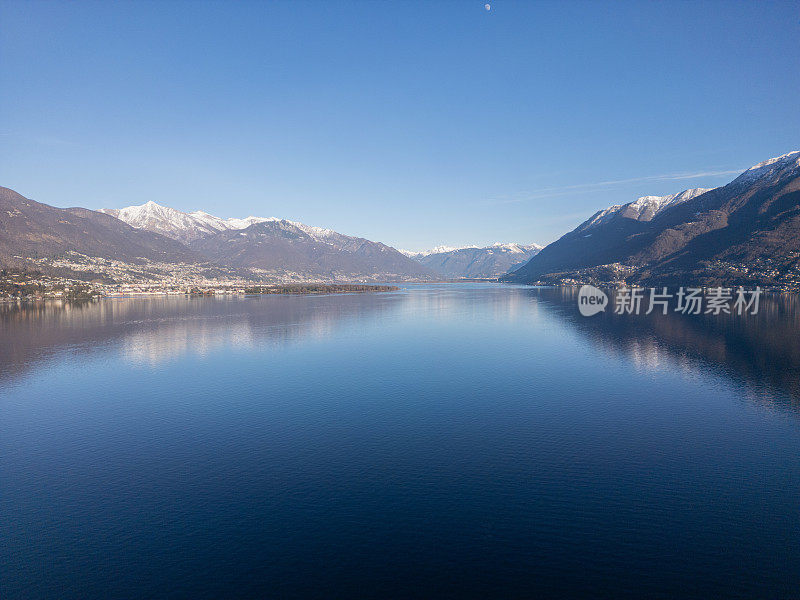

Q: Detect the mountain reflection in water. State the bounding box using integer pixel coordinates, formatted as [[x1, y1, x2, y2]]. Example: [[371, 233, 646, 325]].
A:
[[2, 283, 799, 599], [0, 292, 405, 378], [2, 285, 798, 406], [527, 287, 800, 407]]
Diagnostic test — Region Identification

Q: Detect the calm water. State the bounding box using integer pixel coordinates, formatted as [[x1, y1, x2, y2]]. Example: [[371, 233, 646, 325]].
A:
[[2, 284, 799, 599]]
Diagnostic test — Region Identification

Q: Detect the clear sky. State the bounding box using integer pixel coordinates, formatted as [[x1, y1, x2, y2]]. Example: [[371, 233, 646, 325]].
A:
[[1, 0, 798, 250]]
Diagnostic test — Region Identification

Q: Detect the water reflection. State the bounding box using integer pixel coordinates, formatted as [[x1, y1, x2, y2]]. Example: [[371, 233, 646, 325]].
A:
[[0, 292, 407, 380], [528, 287, 800, 406], [4, 284, 799, 600], [2, 285, 800, 408]]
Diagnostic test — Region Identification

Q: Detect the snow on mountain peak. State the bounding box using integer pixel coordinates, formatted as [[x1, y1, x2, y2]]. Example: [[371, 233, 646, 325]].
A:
[[488, 242, 544, 253], [403, 243, 542, 257], [101, 202, 281, 243], [402, 245, 477, 257], [578, 187, 713, 232], [100, 201, 358, 247], [225, 216, 273, 230], [747, 150, 800, 171], [734, 150, 800, 185], [628, 188, 712, 217]]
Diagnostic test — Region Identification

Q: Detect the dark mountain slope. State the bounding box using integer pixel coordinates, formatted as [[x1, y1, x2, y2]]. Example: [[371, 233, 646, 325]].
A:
[[191, 220, 435, 281], [503, 151, 800, 286], [0, 186, 201, 268]]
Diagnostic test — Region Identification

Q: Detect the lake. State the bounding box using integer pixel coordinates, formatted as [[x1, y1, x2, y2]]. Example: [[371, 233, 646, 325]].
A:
[[2, 283, 799, 599]]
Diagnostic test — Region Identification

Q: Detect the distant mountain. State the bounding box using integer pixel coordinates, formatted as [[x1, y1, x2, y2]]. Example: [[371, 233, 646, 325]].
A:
[[0, 187, 200, 269], [503, 151, 800, 287], [100, 201, 271, 244], [9, 147, 799, 288], [100, 201, 434, 281], [191, 220, 434, 281], [0, 191, 434, 283], [402, 245, 471, 257], [404, 243, 543, 279]]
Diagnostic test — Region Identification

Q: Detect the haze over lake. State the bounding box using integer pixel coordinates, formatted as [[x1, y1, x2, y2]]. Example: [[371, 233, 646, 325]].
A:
[[2, 284, 799, 599]]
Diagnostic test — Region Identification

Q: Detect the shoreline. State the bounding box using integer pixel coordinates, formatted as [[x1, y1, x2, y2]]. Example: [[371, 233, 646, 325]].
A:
[[0, 283, 401, 302]]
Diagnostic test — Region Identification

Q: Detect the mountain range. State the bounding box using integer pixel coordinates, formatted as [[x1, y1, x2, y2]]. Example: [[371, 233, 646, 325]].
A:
[[190, 219, 434, 281], [102, 202, 540, 279], [0, 193, 440, 282], [0, 187, 200, 270], [504, 151, 800, 287], [402, 243, 543, 278], [0, 191, 534, 283], [99, 201, 271, 244], [3, 150, 798, 287]]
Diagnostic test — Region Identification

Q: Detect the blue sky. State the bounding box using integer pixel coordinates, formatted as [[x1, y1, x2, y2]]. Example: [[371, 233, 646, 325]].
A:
[[1, 0, 798, 250]]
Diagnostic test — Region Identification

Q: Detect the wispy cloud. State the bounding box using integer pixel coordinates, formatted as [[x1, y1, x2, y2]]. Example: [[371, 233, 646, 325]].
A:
[[485, 167, 744, 205]]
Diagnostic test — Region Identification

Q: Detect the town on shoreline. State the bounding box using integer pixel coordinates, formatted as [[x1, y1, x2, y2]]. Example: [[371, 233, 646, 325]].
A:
[[2, 266, 797, 303], [0, 269, 400, 302]]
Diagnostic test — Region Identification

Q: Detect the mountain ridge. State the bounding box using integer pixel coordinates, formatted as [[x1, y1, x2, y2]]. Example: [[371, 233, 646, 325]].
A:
[[100, 201, 274, 244], [0, 187, 202, 270], [404, 243, 543, 279], [100, 200, 435, 281], [503, 151, 800, 287], [191, 219, 435, 282], [576, 188, 713, 233], [3, 149, 800, 288], [1, 190, 435, 283]]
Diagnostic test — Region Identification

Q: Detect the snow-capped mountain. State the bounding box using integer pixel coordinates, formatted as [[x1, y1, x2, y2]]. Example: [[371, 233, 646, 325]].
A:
[[504, 150, 800, 286], [405, 242, 543, 279], [730, 150, 800, 185], [572, 152, 800, 238], [400, 245, 473, 258], [99, 200, 436, 281], [0, 187, 202, 270], [576, 188, 713, 233], [191, 211, 270, 232], [99, 201, 274, 244], [100, 201, 360, 248], [402, 242, 542, 259]]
